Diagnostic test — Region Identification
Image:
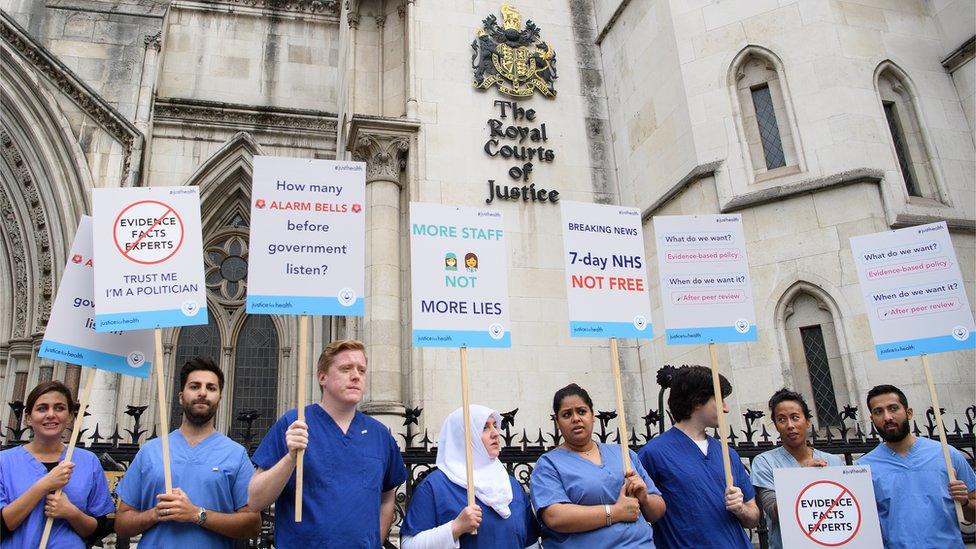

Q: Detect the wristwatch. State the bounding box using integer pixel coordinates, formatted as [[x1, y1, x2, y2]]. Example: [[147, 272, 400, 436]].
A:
[[195, 507, 208, 526]]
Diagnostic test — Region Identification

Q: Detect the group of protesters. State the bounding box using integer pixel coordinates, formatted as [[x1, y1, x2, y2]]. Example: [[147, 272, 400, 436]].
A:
[[1, 339, 973, 548]]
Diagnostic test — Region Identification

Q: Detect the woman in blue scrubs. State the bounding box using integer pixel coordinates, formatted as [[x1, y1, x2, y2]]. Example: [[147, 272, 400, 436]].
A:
[[401, 405, 540, 548], [0, 381, 114, 548], [530, 384, 666, 548]]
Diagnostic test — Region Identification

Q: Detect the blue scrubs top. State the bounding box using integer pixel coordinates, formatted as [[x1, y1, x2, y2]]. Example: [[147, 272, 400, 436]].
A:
[[115, 430, 254, 548], [0, 446, 114, 549], [529, 442, 659, 548], [857, 436, 976, 549], [638, 427, 755, 549], [749, 446, 844, 549], [401, 469, 540, 547], [252, 405, 408, 548]]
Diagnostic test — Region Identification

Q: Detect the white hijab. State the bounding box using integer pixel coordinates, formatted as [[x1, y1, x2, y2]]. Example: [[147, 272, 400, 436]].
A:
[[436, 405, 514, 518]]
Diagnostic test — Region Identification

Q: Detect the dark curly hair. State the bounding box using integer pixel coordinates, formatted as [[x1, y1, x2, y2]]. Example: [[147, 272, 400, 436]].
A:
[[667, 365, 731, 422]]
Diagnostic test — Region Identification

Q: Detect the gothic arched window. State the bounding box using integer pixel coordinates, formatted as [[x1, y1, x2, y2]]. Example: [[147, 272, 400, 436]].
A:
[[171, 312, 221, 430], [876, 63, 938, 200], [231, 315, 279, 449], [730, 47, 801, 180]]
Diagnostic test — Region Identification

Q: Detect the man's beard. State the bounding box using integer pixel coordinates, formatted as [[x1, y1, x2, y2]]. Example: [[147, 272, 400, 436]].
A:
[[183, 400, 217, 426], [877, 418, 911, 442]]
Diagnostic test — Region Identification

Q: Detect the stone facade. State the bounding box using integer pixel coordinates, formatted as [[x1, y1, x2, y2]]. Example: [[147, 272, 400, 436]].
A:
[[1, 0, 973, 446]]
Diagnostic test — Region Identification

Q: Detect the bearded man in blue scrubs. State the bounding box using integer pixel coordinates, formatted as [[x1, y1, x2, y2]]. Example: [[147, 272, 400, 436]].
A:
[[115, 357, 261, 547], [249, 339, 407, 547], [637, 365, 760, 548], [857, 384, 975, 549]]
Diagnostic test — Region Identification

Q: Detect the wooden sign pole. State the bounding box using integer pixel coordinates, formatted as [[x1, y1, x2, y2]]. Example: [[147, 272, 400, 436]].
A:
[[708, 342, 733, 488], [609, 337, 632, 473], [153, 328, 173, 493], [37, 369, 96, 549], [921, 354, 965, 524], [295, 314, 309, 522], [459, 346, 477, 535]]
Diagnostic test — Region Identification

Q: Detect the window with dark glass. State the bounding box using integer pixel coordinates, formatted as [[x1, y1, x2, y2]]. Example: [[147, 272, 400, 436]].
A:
[[171, 312, 221, 430], [883, 101, 920, 197], [799, 325, 841, 427], [231, 315, 279, 450], [751, 84, 786, 170]]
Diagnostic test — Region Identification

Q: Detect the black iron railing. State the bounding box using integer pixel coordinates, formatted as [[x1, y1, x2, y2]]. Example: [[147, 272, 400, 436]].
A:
[[4, 367, 974, 548]]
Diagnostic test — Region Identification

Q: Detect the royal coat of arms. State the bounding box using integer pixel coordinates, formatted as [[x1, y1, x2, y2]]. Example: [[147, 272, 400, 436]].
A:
[[471, 4, 557, 98]]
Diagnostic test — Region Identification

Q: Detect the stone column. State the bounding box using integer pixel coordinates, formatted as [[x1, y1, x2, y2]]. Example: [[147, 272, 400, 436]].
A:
[[135, 32, 161, 136], [351, 131, 409, 428], [3, 339, 32, 436]]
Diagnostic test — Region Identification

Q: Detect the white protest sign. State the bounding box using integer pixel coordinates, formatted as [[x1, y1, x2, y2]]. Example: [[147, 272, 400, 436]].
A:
[[653, 214, 756, 344], [39, 217, 154, 377], [850, 222, 974, 360], [560, 201, 652, 338], [410, 202, 510, 347], [92, 187, 207, 331], [246, 156, 366, 316], [775, 465, 882, 549]]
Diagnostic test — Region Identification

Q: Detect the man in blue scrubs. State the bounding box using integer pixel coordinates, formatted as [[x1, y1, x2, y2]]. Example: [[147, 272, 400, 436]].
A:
[[115, 357, 261, 547], [638, 365, 759, 548], [249, 339, 407, 547], [857, 384, 975, 549]]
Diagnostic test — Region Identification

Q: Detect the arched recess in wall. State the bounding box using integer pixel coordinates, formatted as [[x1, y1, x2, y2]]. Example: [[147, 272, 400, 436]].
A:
[[162, 132, 294, 434], [728, 45, 805, 182], [773, 281, 858, 428], [873, 60, 949, 204], [0, 48, 93, 414]]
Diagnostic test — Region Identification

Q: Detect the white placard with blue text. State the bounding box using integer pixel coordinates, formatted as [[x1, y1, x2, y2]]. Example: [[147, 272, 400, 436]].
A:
[[850, 222, 975, 359], [246, 156, 366, 316], [92, 187, 207, 331], [653, 214, 756, 344], [560, 201, 653, 338], [410, 202, 510, 348], [39, 217, 154, 377]]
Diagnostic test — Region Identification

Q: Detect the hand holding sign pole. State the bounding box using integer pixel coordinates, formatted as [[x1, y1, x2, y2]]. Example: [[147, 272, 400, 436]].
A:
[[850, 222, 974, 525], [38, 216, 155, 549], [246, 156, 367, 522], [653, 214, 757, 489], [410, 202, 512, 535], [560, 201, 654, 473]]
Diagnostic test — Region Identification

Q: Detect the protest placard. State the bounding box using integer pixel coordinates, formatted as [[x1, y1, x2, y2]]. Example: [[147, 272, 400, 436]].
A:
[[849, 221, 974, 360], [560, 201, 653, 339], [92, 187, 207, 331], [39, 216, 154, 377], [246, 156, 366, 316], [653, 214, 756, 344], [775, 465, 882, 548], [409, 202, 510, 348]]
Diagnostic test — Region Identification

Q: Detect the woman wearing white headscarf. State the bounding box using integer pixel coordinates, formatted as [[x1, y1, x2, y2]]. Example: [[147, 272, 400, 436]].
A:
[[401, 405, 540, 548]]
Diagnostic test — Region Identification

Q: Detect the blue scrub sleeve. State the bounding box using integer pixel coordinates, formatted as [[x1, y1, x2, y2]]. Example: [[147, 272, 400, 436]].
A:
[[529, 455, 569, 514], [382, 434, 408, 492], [630, 449, 661, 496], [116, 449, 145, 509], [749, 452, 774, 489], [232, 447, 255, 509], [400, 476, 436, 536], [730, 447, 756, 501], [87, 456, 117, 517], [950, 447, 976, 491], [637, 446, 656, 481], [252, 413, 290, 470]]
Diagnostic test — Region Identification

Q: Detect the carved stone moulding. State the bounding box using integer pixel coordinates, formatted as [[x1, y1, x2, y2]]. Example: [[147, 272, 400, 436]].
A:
[[175, 0, 341, 22], [153, 97, 339, 136], [346, 115, 420, 185]]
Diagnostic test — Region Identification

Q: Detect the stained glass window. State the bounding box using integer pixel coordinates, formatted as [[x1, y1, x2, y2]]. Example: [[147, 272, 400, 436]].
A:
[[751, 85, 786, 170], [800, 325, 841, 427], [231, 315, 279, 449]]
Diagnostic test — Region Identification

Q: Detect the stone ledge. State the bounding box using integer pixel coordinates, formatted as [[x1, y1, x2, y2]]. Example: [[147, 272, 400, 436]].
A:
[[721, 168, 884, 212], [153, 97, 338, 134], [641, 160, 723, 221], [892, 214, 976, 233], [171, 0, 340, 22], [941, 36, 975, 73]]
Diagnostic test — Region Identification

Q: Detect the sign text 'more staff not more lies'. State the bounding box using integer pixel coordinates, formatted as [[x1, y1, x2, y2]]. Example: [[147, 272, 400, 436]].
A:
[[92, 187, 207, 332], [246, 156, 366, 316]]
